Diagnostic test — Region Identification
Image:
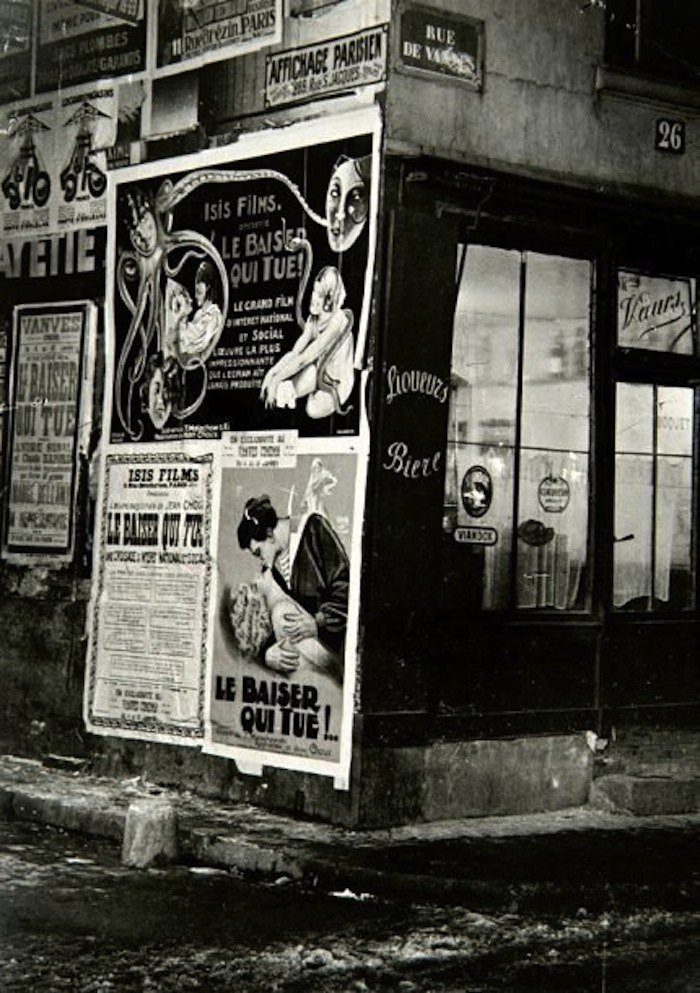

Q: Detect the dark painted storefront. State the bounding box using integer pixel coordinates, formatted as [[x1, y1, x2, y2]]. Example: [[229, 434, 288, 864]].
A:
[[1, 1, 700, 827]]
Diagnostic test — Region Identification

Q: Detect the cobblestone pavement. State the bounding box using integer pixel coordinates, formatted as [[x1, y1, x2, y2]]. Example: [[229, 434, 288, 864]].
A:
[[2, 819, 700, 993]]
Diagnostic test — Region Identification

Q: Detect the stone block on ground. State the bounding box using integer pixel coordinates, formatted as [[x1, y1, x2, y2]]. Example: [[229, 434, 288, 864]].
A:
[[122, 798, 179, 868]]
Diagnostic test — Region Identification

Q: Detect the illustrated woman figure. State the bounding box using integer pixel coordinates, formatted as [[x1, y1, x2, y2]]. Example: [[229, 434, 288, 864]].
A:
[[259, 266, 355, 419]]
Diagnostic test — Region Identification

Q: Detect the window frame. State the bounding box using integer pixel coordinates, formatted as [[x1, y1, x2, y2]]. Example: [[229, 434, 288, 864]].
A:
[[611, 264, 700, 616], [443, 240, 595, 616]]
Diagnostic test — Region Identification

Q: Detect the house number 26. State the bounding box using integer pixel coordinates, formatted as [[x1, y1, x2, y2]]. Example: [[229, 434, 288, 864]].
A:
[[655, 118, 685, 154]]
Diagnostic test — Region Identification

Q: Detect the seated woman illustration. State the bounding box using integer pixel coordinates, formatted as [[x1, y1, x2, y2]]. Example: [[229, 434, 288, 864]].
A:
[[165, 258, 224, 368], [222, 489, 349, 686], [259, 266, 355, 419]]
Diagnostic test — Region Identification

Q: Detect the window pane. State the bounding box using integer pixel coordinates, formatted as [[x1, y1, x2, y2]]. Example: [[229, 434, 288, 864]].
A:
[[444, 246, 520, 610], [517, 254, 591, 609], [443, 247, 591, 612], [657, 387, 694, 610], [614, 384, 695, 611], [615, 384, 654, 608], [643, 0, 700, 79], [605, 0, 700, 81], [617, 270, 695, 354]]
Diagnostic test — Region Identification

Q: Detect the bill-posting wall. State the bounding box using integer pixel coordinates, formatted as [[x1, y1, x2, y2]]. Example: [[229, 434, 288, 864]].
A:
[[0, 1, 390, 817]]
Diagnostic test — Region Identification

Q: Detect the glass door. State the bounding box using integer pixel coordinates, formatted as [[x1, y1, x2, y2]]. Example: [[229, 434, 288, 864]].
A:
[[606, 268, 700, 712], [614, 383, 695, 612]]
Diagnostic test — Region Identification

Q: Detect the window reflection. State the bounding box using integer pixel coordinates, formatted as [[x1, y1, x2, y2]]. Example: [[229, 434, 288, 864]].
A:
[[614, 384, 694, 611], [443, 246, 591, 611]]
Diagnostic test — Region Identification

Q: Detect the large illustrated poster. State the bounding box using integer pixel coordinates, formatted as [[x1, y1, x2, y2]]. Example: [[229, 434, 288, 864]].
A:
[[206, 438, 363, 787], [84, 451, 213, 742], [108, 109, 380, 445], [3, 300, 95, 563]]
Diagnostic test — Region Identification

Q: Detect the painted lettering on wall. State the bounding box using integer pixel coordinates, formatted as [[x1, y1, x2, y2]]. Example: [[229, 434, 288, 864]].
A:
[[385, 364, 449, 404], [617, 272, 692, 351], [383, 440, 441, 479], [383, 364, 444, 480]]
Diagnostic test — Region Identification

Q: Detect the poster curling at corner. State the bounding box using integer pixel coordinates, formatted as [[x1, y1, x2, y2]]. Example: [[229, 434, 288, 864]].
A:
[[205, 441, 362, 788], [106, 106, 381, 448], [84, 450, 213, 744], [3, 300, 95, 564]]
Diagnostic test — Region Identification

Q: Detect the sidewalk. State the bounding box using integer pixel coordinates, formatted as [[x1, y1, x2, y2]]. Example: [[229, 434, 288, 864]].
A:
[[2, 753, 699, 904]]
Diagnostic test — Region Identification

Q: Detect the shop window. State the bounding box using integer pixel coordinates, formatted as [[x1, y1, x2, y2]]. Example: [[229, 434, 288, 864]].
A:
[[614, 384, 695, 611], [604, 0, 700, 85], [443, 246, 591, 611]]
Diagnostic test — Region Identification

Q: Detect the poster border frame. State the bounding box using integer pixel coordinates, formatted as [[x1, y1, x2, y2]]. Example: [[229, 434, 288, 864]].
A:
[[102, 103, 383, 449], [2, 298, 96, 565], [84, 446, 215, 744]]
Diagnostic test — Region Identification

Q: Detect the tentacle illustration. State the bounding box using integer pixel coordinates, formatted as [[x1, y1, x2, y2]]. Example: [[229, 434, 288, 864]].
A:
[[155, 168, 328, 228], [288, 235, 313, 332]]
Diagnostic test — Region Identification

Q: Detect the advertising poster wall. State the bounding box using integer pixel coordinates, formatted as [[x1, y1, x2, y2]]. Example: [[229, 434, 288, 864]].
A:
[[157, 0, 282, 76], [3, 300, 95, 563], [36, 0, 147, 93], [0, 0, 32, 104], [0, 83, 139, 237], [88, 108, 380, 785], [85, 451, 213, 742], [108, 110, 379, 445], [206, 439, 363, 786]]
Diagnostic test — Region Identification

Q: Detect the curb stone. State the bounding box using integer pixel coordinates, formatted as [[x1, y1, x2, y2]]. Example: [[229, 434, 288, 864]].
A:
[[2, 755, 700, 903]]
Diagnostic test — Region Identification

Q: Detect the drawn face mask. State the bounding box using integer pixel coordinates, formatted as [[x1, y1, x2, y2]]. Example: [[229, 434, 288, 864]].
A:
[[325, 157, 369, 252]]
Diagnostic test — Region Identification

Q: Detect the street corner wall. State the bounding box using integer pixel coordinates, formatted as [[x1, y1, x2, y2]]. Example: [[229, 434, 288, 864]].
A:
[[385, 0, 700, 203], [0, 235, 104, 761], [0, 592, 89, 759], [0, 3, 388, 818], [83, 107, 383, 803]]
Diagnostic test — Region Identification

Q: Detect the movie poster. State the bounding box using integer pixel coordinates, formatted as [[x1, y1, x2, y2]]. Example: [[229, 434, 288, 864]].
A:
[[205, 438, 363, 786], [84, 451, 213, 742], [3, 300, 95, 563], [107, 108, 380, 445]]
